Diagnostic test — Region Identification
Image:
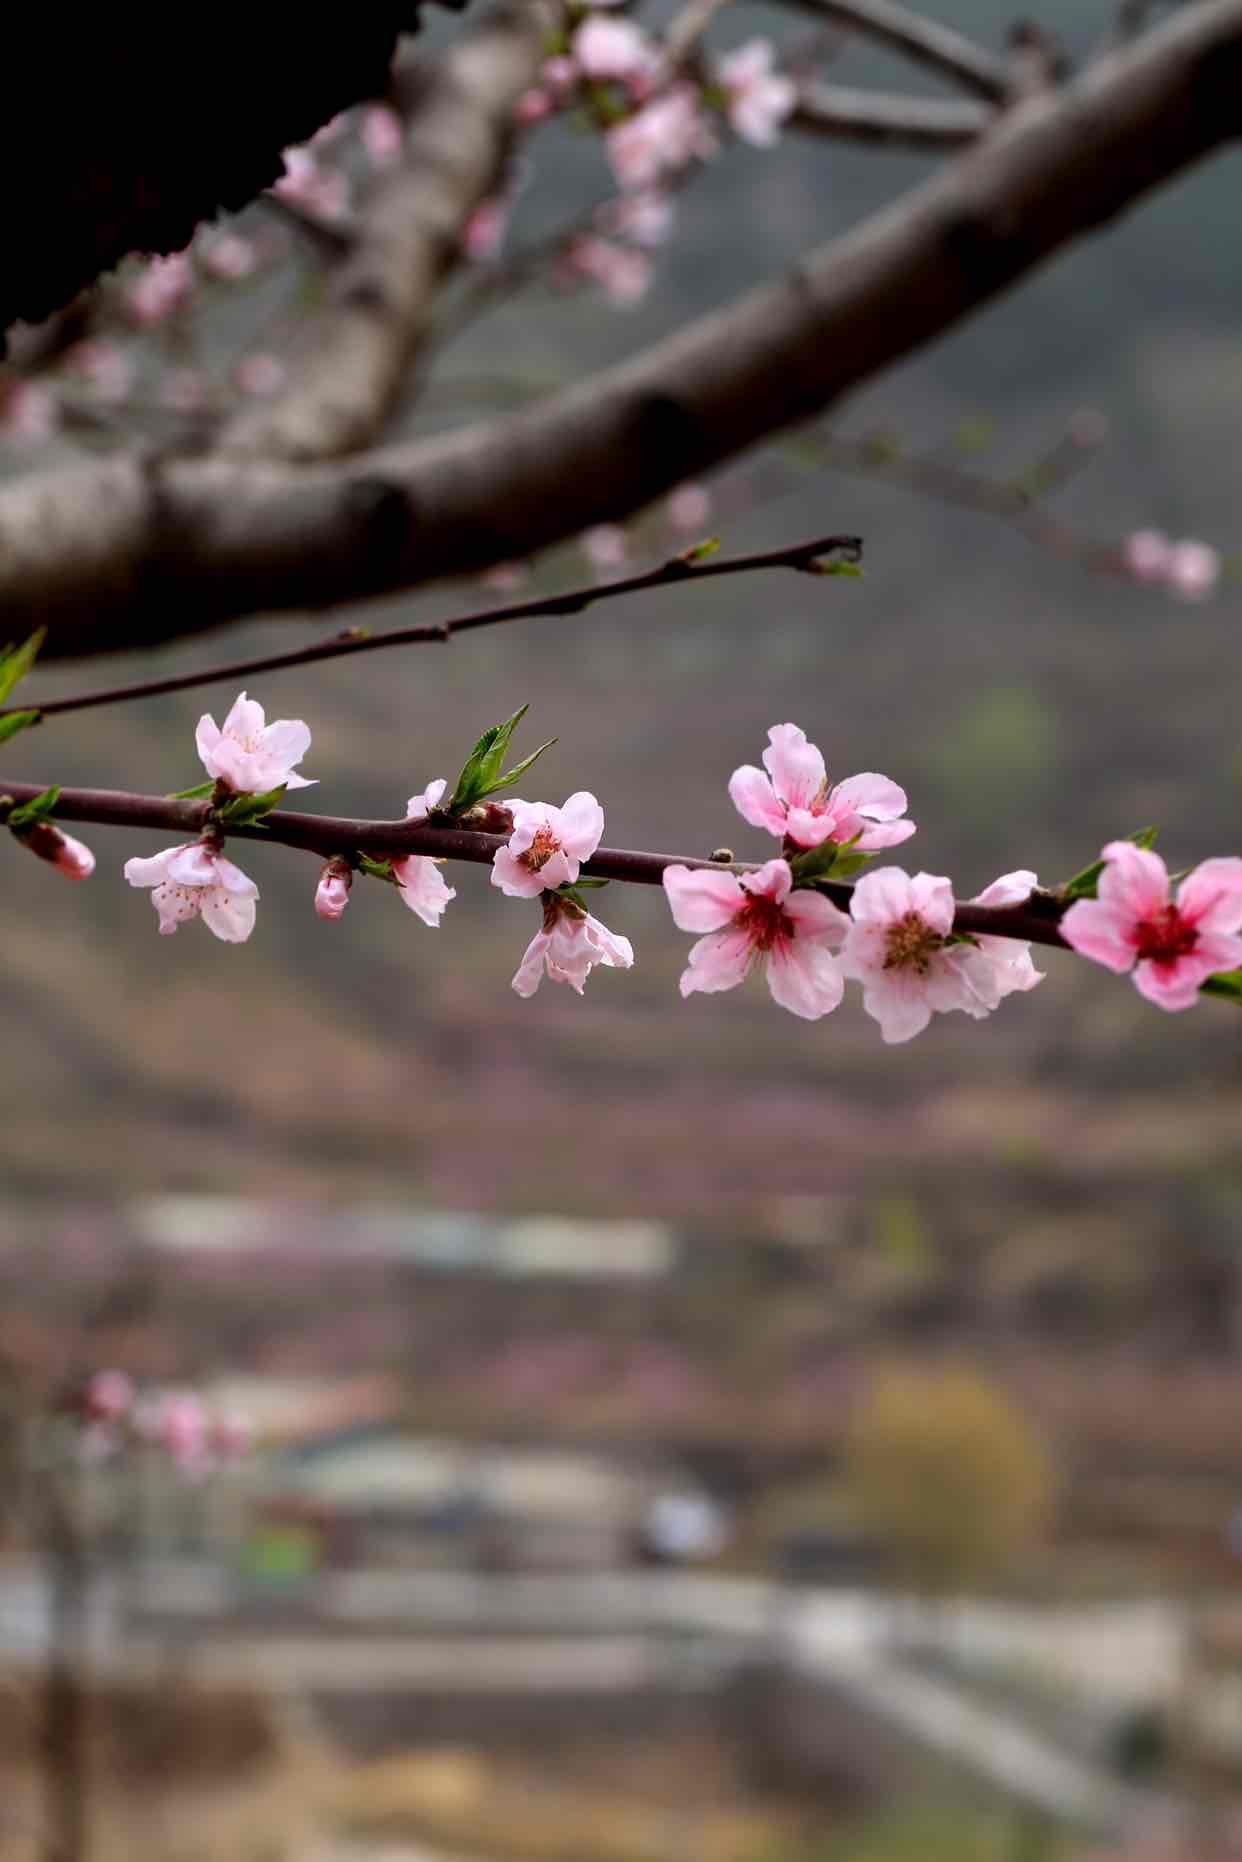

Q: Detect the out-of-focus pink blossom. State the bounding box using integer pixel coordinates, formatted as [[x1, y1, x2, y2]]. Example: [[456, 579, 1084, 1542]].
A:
[[124, 842, 259, 942], [0, 377, 56, 439], [392, 855, 456, 926], [463, 197, 510, 262], [598, 189, 675, 247], [23, 822, 96, 879], [492, 793, 605, 897], [310, 112, 352, 148], [1123, 529, 1173, 581], [85, 1369, 134, 1425], [127, 252, 194, 325], [606, 85, 716, 191], [664, 857, 848, 1019], [561, 236, 651, 306], [157, 1391, 211, 1475], [200, 231, 258, 280], [582, 524, 629, 574], [573, 15, 657, 83], [667, 482, 711, 532], [541, 55, 579, 96], [717, 40, 796, 146], [512, 894, 634, 996], [1062, 841, 1242, 1011], [196, 690, 315, 793], [233, 353, 286, 398], [515, 87, 554, 124], [361, 103, 404, 168], [1166, 538, 1220, 601], [314, 859, 353, 921], [65, 340, 133, 402], [729, 723, 915, 853], [161, 369, 205, 412], [211, 1409, 252, 1461], [482, 561, 531, 593], [842, 867, 1039, 1043], [275, 146, 350, 221]]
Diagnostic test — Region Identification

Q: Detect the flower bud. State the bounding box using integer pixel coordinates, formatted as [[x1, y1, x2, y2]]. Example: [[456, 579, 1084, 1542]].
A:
[[315, 857, 353, 921], [22, 821, 96, 879]]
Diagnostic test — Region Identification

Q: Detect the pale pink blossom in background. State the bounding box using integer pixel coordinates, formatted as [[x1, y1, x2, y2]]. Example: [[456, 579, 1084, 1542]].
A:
[[843, 867, 1038, 1042], [573, 15, 657, 83], [582, 524, 629, 574], [124, 842, 259, 942], [515, 87, 554, 125], [161, 369, 205, 413], [314, 860, 353, 921], [562, 236, 651, 306], [200, 231, 258, 280], [598, 189, 675, 247], [492, 793, 605, 897], [541, 55, 579, 96], [730, 723, 915, 852], [310, 111, 352, 148], [481, 561, 531, 593], [512, 896, 634, 996], [1166, 538, 1220, 601], [196, 691, 315, 793], [667, 482, 712, 532], [233, 353, 287, 397], [406, 778, 448, 821], [717, 40, 796, 146], [211, 1410, 252, 1461], [392, 855, 456, 926], [606, 85, 716, 191], [65, 339, 133, 402], [85, 1369, 134, 1425], [275, 146, 350, 221], [157, 1391, 210, 1475], [1123, 529, 1172, 582], [361, 103, 404, 167], [463, 197, 510, 262], [127, 251, 194, 324], [1062, 841, 1242, 1010], [0, 379, 56, 439], [663, 857, 848, 1019]]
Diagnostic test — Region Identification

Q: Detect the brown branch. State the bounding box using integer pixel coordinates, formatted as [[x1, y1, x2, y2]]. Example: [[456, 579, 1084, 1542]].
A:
[[0, 780, 1072, 950], [775, 0, 1013, 101], [792, 82, 991, 147], [6, 0, 1242, 655], [217, 0, 563, 463], [6, 534, 863, 725]]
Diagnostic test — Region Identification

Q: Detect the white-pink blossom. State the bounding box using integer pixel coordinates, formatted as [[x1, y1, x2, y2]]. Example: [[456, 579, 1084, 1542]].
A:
[[407, 778, 449, 821], [562, 236, 651, 306], [492, 793, 605, 898], [842, 867, 1040, 1043], [361, 103, 404, 167], [482, 561, 531, 593], [573, 15, 657, 83], [717, 40, 796, 146], [200, 231, 258, 280], [1166, 539, 1220, 601], [196, 691, 315, 794], [729, 723, 914, 853], [314, 860, 353, 921], [274, 146, 350, 221], [667, 482, 711, 532], [597, 189, 675, 247], [124, 842, 259, 942], [65, 339, 133, 402], [127, 252, 194, 324], [663, 857, 849, 1019], [85, 1369, 134, 1425], [1061, 842, 1242, 1011], [0, 379, 56, 439], [1123, 529, 1172, 582], [392, 856, 456, 927], [463, 197, 510, 262], [156, 1391, 211, 1475], [512, 895, 634, 996], [606, 85, 716, 191], [582, 524, 629, 574]]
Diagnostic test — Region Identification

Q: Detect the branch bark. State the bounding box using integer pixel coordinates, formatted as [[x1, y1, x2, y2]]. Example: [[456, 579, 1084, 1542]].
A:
[[793, 82, 990, 147], [776, 0, 1013, 100], [5, 0, 1242, 654]]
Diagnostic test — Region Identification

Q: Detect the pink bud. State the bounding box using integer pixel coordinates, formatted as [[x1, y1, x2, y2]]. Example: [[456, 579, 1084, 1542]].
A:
[[84, 1369, 134, 1425], [515, 87, 553, 125], [1123, 529, 1172, 583], [1166, 539, 1220, 602], [22, 821, 96, 879], [315, 858, 353, 921], [582, 524, 629, 575]]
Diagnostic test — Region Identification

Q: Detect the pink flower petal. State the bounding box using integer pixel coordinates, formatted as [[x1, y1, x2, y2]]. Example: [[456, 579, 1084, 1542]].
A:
[[829, 772, 908, 822], [739, 858, 793, 905], [1131, 958, 1204, 1013], [200, 889, 257, 943], [728, 764, 787, 837], [859, 970, 933, 1044], [662, 865, 745, 932], [1060, 898, 1137, 973], [762, 723, 825, 812], [394, 856, 456, 926], [783, 889, 850, 947], [767, 940, 844, 1019], [1097, 841, 1169, 920], [1175, 857, 1242, 935], [848, 865, 918, 928], [558, 791, 605, 861], [680, 926, 754, 996], [971, 869, 1038, 909]]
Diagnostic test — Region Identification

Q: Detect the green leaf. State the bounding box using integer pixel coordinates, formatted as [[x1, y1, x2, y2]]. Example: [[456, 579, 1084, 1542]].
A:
[[0, 629, 45, 708], [0, 709, 40, 746], [562, 876, 609, 891], [1061, 826, 1158, 903], [168, 779, 216, 800], [448, 704, 530, 813], [679, 537, 721, 566], [1202, 969, 1242, 1004], [826, 851, 871, 880], [7, 785, 61, 834], [807, 558, 863, 579], [358, 855, 397, 885], [215, 785, 286, 828], [790, 834, 868, 887], [488, 736, 557, 795]]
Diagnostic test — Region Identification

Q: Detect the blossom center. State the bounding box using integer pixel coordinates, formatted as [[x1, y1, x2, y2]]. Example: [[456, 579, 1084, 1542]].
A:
[[737, 893, 791, 953], [883, 911, 942, 975], [523, 825, 561, 872], [1134, 904, 1197, 966]]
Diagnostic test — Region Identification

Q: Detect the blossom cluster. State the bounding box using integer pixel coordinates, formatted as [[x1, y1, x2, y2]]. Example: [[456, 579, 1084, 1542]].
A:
[[77, 1369, 250, 1478]]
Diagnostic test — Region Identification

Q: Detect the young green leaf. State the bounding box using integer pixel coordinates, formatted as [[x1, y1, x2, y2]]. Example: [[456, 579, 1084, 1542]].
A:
[[488, 736, 557, 795], [1202, 969, 1242, 1004], [447, 704, 530, 813], [0, 709, 40, 746], [0, 629, 46, 708], [169, 779, 216, 800], [358, 855, 397, 884], [7, 785, 61, 834], [215, 785, 286, 828]]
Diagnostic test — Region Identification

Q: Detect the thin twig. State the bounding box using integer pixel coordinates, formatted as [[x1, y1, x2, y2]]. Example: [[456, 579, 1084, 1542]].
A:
[[0, 779, 1071, 950], [793, 83, 991, 148], [6, 533, 862, 726], [776, 0, 1012, 101]]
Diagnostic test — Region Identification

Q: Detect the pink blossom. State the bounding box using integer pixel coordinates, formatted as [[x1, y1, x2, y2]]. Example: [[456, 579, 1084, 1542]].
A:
[[407, 777, 448, 821], [562, 236, 651, 306], [124, 842, 259, 942], [729, 723, 914, 853], [582, 524, 629, 574], [157, 1391, 210, 1474], [482, 561, 530, 593], [65, 340, 133, 402], [667, 482, 711, 532], [606, 85, 716, 191], [211, 1409, 252, 1461], [200, 231, 258, 280], [663, 858, 849, 1019], [842, 867, 1040, 1043], [541, 55, 579, 97], [597, 189, 675, 247], [492, 793, 605, 897], [392, 856, 456, 926], [515, 87, 554, 125], [1123, 529, 1172, 582], [315, 859, 353, 921], [463, 197, 510, 262], [275, 146, 350, 221], [85, 1369, 134, 1425], [23, 822, 96, 879], [0, 378, 56, 439], [1166, 539, 1220, 601], [233, 352, 286, 397], [573, 15, 657, 83], [127, 251, 194, 324], [1061, 842, 1242, 1011], [718, 40, 796, 147], [196, 690, 315, 793], [361, 103, 404, 168], [512, 894, 634, 996]]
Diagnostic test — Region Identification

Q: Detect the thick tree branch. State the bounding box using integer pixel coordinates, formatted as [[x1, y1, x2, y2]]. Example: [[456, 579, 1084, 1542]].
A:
[[0, 780, 1072, 950], [793, 82, 990, 147], [219, 0, 563, 463], [777, 0, 1013, 101], [6, 0, 1242, 654]]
